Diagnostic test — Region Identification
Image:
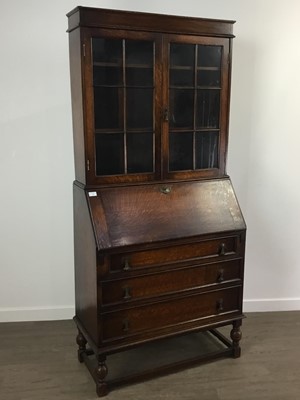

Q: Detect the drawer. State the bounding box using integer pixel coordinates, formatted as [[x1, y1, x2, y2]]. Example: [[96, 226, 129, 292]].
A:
[[102, 259, 242, 306], [110, 236, 240, 272], [101, 286, 241, 341]]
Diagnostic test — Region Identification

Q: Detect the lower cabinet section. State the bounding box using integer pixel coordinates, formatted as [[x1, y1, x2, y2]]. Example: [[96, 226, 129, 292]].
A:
[[74, 231, 245, 397], [74, 233, 245, 397], [73, 181, 246, 397]]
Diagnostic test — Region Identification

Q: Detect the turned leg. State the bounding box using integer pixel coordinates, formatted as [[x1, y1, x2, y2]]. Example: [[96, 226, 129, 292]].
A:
[[230, 320, 242, 358], [76, 329, 87, 363], [96, 355, 108, 397]]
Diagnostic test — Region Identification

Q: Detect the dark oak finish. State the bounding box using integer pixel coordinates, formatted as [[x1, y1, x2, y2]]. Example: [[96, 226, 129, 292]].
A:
[[68, 7, 235, 187], [109, 235, 240, 271], [67, 7, 245, 397], [73, 184, 98, 343], [101, 286, 241, 342], [88, 179, 245, 250], [101, 259, 243, 306], [69, 28, 86, 184], [67, 7, 235, 37]]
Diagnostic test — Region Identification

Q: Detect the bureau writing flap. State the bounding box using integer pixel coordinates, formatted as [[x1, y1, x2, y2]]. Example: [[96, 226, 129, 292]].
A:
[[86, 178, 246, 250]]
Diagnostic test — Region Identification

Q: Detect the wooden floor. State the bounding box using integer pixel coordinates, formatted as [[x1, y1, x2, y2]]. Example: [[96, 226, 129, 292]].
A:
[[1, 312, 300, 399]]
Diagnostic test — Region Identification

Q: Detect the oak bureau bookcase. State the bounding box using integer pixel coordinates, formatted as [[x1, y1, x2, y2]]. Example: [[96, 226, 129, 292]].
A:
[[67, 6, 246, 397]]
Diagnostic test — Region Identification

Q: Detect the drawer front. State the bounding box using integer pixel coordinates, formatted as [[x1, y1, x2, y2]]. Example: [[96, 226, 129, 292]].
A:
[[110, 236, 240, 272], [102, 260, 242, 306], [101, 287, 241, 341]]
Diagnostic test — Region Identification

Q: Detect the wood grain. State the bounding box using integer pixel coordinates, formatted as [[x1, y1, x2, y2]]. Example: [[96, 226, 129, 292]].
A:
[[88, 179, 246, 250]]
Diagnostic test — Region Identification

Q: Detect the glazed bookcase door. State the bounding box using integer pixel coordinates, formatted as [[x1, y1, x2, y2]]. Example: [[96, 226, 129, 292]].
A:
[[162, 35, 230, 180], [83, 29, 162, 185]]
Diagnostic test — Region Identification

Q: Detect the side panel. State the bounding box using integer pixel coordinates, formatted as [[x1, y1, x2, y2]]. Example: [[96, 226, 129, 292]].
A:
[[69, 29, 86, 184], [74, 184, 98, 343]]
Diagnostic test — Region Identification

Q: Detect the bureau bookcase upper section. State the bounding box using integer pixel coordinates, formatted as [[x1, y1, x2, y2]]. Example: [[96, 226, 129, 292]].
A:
[[67, 7, 235, 186]]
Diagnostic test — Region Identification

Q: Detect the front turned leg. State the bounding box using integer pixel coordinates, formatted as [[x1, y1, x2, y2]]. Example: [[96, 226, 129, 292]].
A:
[[230, 320, 242, 358], [76, 329, 87, 363], [96, 355, 108, 397]]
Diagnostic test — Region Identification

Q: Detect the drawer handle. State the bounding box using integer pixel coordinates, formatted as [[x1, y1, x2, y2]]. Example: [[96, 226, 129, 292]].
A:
[[123, 286, 132, 300], [160, 186, 171, 194], [216, 298, 224, 313], [219, 243, 226, 256], [217, 268, 225, 283], [122, 318, 130, 333], [123, 258, 131, 271], [163, 107, 169, 122]]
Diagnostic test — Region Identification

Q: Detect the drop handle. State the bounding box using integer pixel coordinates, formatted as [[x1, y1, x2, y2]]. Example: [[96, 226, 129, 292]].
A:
[[217, 268, 225, 283], [123, 258, 131, 271], [219, 243, 226, 256], [163, 108, 169, 122], [160, 186, 171, 194], [216, 298, 224, 313], [123, 286, 132, 300], [122, 318, 130, 333]]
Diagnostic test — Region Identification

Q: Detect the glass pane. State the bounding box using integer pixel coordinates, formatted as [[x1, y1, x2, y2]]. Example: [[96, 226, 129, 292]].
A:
[[95, 133, 124, 175], [197, 69, 221, 87], [126, 40, 153, 65], [94, 87, 123, 130], [92, 38, 123, 64], [195, 131, 219, 169], [126, 67, 153, 86], [127, 133, 153, 173], [170, 43, 195, 67], [196, 90, 220, 129], [127, 88, 153, 129], [169, 89, 194, 129], [125, 40, 153, 86], [169, 132, 193, 171], [197, 45, 222, 68], [170, 44, 195, 87], [93, 65, 122, 86]]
